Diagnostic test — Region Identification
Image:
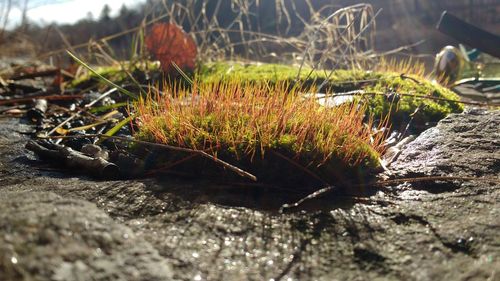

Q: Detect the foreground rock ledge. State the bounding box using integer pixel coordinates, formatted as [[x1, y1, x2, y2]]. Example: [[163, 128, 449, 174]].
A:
[[0, 109, 498, 281]]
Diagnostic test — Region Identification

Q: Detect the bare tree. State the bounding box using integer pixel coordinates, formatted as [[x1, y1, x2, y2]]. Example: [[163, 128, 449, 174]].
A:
[[0, 0, 13, 41], [19, 0, 30, 32]]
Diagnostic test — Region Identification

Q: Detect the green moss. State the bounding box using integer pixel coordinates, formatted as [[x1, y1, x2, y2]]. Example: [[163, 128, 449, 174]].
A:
[[199, 61, 464, 130], [132, 60, 465, 185], [199, 61, 373, 87], [134, 77, 384, 185], [362, 73, 464, 129], [136, 113, 381, 185], [199, 61, 320, 83]]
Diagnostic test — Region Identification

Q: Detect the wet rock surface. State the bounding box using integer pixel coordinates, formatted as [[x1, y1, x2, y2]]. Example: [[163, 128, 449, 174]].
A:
[[0, 109, 499, 281]]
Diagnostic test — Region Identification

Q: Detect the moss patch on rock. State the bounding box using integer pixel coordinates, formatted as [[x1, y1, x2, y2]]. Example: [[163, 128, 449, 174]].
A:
[[134, 80, 384, 186], [362, 73, 464, 130], [199, 61, 464, 131]]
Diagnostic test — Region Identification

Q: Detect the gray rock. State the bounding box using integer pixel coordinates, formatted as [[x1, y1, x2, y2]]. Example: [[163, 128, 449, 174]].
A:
[[390, 109, 500, 179], [0, 109, 499, 281], [0, 191, 173, 281]]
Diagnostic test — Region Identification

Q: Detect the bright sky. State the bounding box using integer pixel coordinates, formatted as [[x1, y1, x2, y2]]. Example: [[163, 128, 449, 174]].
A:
[[7, 0, 145, 28]]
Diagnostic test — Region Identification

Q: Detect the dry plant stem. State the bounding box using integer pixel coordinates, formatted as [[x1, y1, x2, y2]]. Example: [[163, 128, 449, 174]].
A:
[[400, 74, 423, 85], [6, 82, 45, 94], [399, 105, 422, 141], [281, 176, 500, 212], [0, 94, 84, 106], [197, 150, 257, 181], [370, 176, 500, 187], [296, 4, 365, 81], [368, 40, 427, 58], [38, 13, 170, 59], [317, 8, 383, 92], [144, 153, 200, 176], [91, 42, 147, 96], [54, 24, 78, 56], [270, 150, 328, 186], [280, 185, 336, 212], [46, 88, 117, 137], [0, 105, 26, 114], [41, 134, 258, 182], [300, 3, 378, 72]]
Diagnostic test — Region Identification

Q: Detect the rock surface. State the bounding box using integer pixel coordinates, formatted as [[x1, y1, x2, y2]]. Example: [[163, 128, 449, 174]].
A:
[[0, 109, 499, 281]]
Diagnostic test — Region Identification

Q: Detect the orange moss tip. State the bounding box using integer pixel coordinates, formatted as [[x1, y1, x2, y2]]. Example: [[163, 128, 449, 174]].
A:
[[134, 79, 386, 175]]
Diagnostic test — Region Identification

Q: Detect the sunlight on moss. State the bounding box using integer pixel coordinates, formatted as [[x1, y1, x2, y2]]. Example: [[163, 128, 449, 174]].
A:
[[199, 61, 464, 129], [134, 79, 384, 184]]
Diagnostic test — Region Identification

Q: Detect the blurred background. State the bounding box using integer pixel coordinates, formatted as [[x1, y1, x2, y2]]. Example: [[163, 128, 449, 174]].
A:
[[1, 0, 499, 67]]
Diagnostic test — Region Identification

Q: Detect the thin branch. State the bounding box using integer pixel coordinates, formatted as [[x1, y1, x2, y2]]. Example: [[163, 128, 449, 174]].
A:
[[0, 94, 84, 106], [281, 175, 500, 212], [270, 150, 329, 186], [40, 134, 258, 182], [368, 176, 500, 187]]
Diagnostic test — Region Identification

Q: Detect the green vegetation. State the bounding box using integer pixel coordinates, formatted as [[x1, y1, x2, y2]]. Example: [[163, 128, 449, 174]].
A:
[[71, 60, 464, 184], [362, 73, 464, 129], [135, 80, 384, 184], [199, 61, 464, 129]]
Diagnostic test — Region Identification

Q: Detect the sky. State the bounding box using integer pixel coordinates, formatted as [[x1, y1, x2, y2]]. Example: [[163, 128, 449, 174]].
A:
[[6, 0, 145, 28]]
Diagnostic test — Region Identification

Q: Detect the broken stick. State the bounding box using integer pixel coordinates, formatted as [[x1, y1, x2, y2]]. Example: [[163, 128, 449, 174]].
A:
[[26, 140, 120, 179]]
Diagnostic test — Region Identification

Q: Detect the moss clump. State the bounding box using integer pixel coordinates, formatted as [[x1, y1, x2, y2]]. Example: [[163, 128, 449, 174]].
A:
[[199, 61, 372, 89], [135, 80, 383, 186], [199, 61, 464, 131], [363, 73, 464, 130], [199, 61, 322, 83], [131, 61, 465, 185]]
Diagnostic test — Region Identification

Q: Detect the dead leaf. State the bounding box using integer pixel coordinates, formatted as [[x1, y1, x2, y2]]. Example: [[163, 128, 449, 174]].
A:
[[145, 23, 197, 74]]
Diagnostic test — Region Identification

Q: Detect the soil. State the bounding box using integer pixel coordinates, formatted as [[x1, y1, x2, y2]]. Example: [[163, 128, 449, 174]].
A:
[[0, 108, 499, 281]]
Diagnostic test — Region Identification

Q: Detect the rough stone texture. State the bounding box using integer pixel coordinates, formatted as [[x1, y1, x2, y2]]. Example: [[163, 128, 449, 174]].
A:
[[0, 109, 499, 281], [390, 108, 500, 179], [0, 191, 173, 281]]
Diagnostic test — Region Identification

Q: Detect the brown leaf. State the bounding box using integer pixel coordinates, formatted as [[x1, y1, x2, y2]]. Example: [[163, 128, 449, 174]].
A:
[[145, 23, 197, 74]]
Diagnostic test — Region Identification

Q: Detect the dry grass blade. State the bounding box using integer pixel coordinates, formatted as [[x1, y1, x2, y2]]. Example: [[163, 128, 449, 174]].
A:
[[317, 8, 383, 92], [67, 51, 136, 99], [46, 88, 118, 136]]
